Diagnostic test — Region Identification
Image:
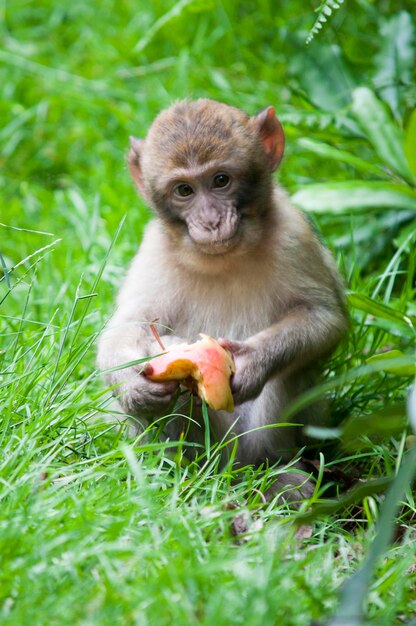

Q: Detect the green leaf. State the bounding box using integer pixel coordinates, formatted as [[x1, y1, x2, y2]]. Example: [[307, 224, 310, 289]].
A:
[[333, 209, 414, 250], [297, 138, 383, 176], [289, 43, 353, 111], [293, 476, 392, 526], [306, 405, 409, 448], [306, 0, 345, 45], [351, 87, 412, 181], [341, 404, 408, 450], [348, 292, 416, 327], [303, 425, 341, 440], [366, 350, 416, 377], [291, 181, 416, 213], [373, 11, 415, 120], [404, 108, 416, 179]]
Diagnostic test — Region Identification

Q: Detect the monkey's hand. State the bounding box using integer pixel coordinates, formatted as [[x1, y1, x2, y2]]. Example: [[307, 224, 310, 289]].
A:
[[218, 339, 269, 405], [111, 362, 179, 418]]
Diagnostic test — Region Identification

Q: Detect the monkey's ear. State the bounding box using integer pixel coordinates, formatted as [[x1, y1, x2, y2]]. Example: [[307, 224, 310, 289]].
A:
[[129, 136, 143, 155], [128, 136, 145, 194], [254, 106, 285, 171]]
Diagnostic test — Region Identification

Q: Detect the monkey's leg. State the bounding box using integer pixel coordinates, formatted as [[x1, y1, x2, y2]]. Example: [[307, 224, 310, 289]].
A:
[[209, 376, 323, 503], [263, 461, 316, 504]]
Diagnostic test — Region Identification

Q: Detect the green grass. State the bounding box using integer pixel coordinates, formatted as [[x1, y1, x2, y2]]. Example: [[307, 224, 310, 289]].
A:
[[1, 1, 416, 625]]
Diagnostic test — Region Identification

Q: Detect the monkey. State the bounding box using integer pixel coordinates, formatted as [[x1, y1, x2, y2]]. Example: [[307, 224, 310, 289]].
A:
[[97, 99, 348, 498]]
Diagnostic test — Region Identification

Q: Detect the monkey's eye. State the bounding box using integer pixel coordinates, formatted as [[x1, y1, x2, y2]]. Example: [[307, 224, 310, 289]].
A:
[[213, 173, 230, 189], [174, 183, 194, 197]]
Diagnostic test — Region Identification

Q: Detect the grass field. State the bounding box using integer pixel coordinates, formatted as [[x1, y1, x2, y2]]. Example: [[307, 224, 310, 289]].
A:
[[1, 1, 416, 625]]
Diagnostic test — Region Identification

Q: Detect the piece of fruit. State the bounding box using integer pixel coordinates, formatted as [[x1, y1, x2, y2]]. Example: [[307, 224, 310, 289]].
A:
[[145, 334, 236, 412]]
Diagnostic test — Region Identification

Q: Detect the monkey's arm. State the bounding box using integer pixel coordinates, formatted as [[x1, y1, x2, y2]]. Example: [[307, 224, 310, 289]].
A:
[[97, 306, 182, 418], [97, 222, 192, 417], [220, 298, 348, 405]]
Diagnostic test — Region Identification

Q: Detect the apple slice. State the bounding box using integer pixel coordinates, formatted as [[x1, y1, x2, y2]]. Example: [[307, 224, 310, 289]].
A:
[[145, 334, 236, 412]]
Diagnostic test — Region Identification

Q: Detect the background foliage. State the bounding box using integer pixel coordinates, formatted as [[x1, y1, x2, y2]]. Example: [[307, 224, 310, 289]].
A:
[[0, 1, 415, 625]]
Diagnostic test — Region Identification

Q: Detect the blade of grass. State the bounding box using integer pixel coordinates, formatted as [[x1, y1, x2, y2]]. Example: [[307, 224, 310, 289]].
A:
[[0, 250, 11, 289], [326, 444, 416, 625], [201, 399, 211, 461], [326, 388, 416, 625], [68, 216, 126, 353]]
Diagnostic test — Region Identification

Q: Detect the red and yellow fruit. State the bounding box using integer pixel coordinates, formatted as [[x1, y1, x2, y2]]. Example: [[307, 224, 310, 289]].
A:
[[145, 334, 235, 412]]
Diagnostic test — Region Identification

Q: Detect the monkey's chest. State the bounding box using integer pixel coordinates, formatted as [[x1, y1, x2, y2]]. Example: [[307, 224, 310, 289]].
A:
[[173, 279, 279, 341]]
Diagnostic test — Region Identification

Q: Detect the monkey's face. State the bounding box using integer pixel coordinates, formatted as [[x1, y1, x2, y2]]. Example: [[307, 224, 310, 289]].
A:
[[158, 164, 243, 254], [128, 99, 284, 258], [149, 156, 276, 258]]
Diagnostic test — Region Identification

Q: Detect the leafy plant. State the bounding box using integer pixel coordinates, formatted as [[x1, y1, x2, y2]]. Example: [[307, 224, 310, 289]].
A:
[[292, 86, 416, 236], [306, 0, 346, 45]]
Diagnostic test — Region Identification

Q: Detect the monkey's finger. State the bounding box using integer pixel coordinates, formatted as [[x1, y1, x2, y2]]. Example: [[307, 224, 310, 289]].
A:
[[142, 364, 154, 376], [218, 337, 243, 354]]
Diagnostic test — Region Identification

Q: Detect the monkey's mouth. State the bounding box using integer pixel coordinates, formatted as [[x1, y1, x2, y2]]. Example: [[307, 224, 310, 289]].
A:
[[186, 216, 242, 255], [189, 232, 241, 255]]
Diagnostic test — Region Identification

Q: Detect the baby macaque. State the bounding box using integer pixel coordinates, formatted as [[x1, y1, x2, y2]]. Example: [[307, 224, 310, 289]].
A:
[[97, 99, 348, 480]]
